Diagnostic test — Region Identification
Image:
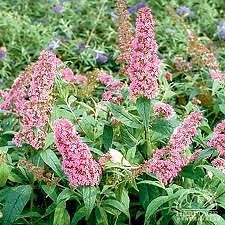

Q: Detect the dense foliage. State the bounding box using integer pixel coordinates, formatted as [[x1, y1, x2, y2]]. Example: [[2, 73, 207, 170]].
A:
[[1, 0, 225, 225]]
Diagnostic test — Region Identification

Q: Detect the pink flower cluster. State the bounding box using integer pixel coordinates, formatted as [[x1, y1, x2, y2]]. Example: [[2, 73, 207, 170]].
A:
[[153, 102, 175, 120], [54, 119, 102, 187], [60, 68, 87, 85], [210, 70, 225, 82], [127, 7, 160, 99], [212, 157, 225, 173], [144, 111, 203, 184], [0, 50, 66, 149], [208, 119, 225, 156], [98, 71, 124, 104]]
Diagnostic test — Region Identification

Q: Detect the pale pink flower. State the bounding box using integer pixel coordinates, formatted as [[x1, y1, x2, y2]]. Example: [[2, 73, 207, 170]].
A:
[[210, 70, 225, 81], [127, 7, 160, 99], [54, 119, 102, 187], [60, 68, 87, 85], [165, 71, 173, 81], [98, 71, 124, 104], [98, 72, 113, 86], [1, 50, 64, 149], [191, 97, 201, 105], [153, 102, 175, 120]]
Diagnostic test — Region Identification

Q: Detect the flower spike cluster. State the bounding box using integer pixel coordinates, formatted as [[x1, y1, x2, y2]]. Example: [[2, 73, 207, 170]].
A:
[[144, 111, 203, 184], [54, 119, 102, 187], [127, 7, 160, 99]]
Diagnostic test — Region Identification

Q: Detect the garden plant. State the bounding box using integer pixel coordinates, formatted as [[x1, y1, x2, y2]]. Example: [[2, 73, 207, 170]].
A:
[[1, 0, 225, 225]]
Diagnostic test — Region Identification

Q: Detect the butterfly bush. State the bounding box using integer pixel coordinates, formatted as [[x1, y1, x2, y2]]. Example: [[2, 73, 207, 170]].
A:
[[153, 102, 175, 120], [0, 50, 71, 149], [54, 119, 102, 187], [60, 68, 87, 85], [212, 158, 225, 173], [116, 0, 134, 74], [210, 70, 225, 82], [128, 7, 161, 99], [208, 119, 225, 156], [98, 71, 124, 104], [143, 111, 203, 184]]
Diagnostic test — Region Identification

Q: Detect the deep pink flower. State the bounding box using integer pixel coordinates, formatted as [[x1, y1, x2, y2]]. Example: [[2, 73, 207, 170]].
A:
[[54, 119, 102, 187], [153, 102, 175, 120], [144, 111, 203, 184], [212, 157, 225, 173], [127, 7, 160, 99]]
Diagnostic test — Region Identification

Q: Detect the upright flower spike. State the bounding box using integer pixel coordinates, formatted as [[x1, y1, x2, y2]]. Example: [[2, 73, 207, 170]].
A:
[[128, 7, 160, 99], [54, 119, 102, 187], [144, 111, 203, 184], [208, 119, 225, 156], [116, 0, 134, 74], [1, 50, 64, 149]]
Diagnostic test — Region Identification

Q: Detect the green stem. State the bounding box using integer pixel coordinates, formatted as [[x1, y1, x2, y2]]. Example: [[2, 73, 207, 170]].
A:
[[85, 0, 106, 46], [145, 128, 154, 157]]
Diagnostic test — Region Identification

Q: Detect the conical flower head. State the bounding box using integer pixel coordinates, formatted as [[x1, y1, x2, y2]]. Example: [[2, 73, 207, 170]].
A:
[[54, 119, 102, 187]]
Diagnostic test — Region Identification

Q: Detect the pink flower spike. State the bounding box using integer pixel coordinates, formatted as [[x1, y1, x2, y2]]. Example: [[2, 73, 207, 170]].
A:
[[128, 7, 160, 99], [143, 111, 203, 184], [54, 119, 102, 187]]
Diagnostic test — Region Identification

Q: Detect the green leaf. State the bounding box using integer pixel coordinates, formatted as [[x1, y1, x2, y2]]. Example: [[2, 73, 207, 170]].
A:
[[212, 80, 221, 95], [103, 125, 113, 150], [42, 185, 57, 201], [219, 104, 225, 114], [205, 213, 225, 225], [102, 199, 130, 218], [57, 188, 79, 204], [71, 207, 86, 225], [53, 203, 70, 225], [2, 185, 32, 225], [0, 162, 10, 187], [40, 149, 63, 177], [151, 118, 176, 136], [199, 165, 225, 181], [136, 97, 151, 129], [82, 186, 97, 219], [137, 180, 165, 190], [95, 207, 108, 225], [44, 132, 54, 150], [145, 196, 170, 224], [107, 103, 141, 128]]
